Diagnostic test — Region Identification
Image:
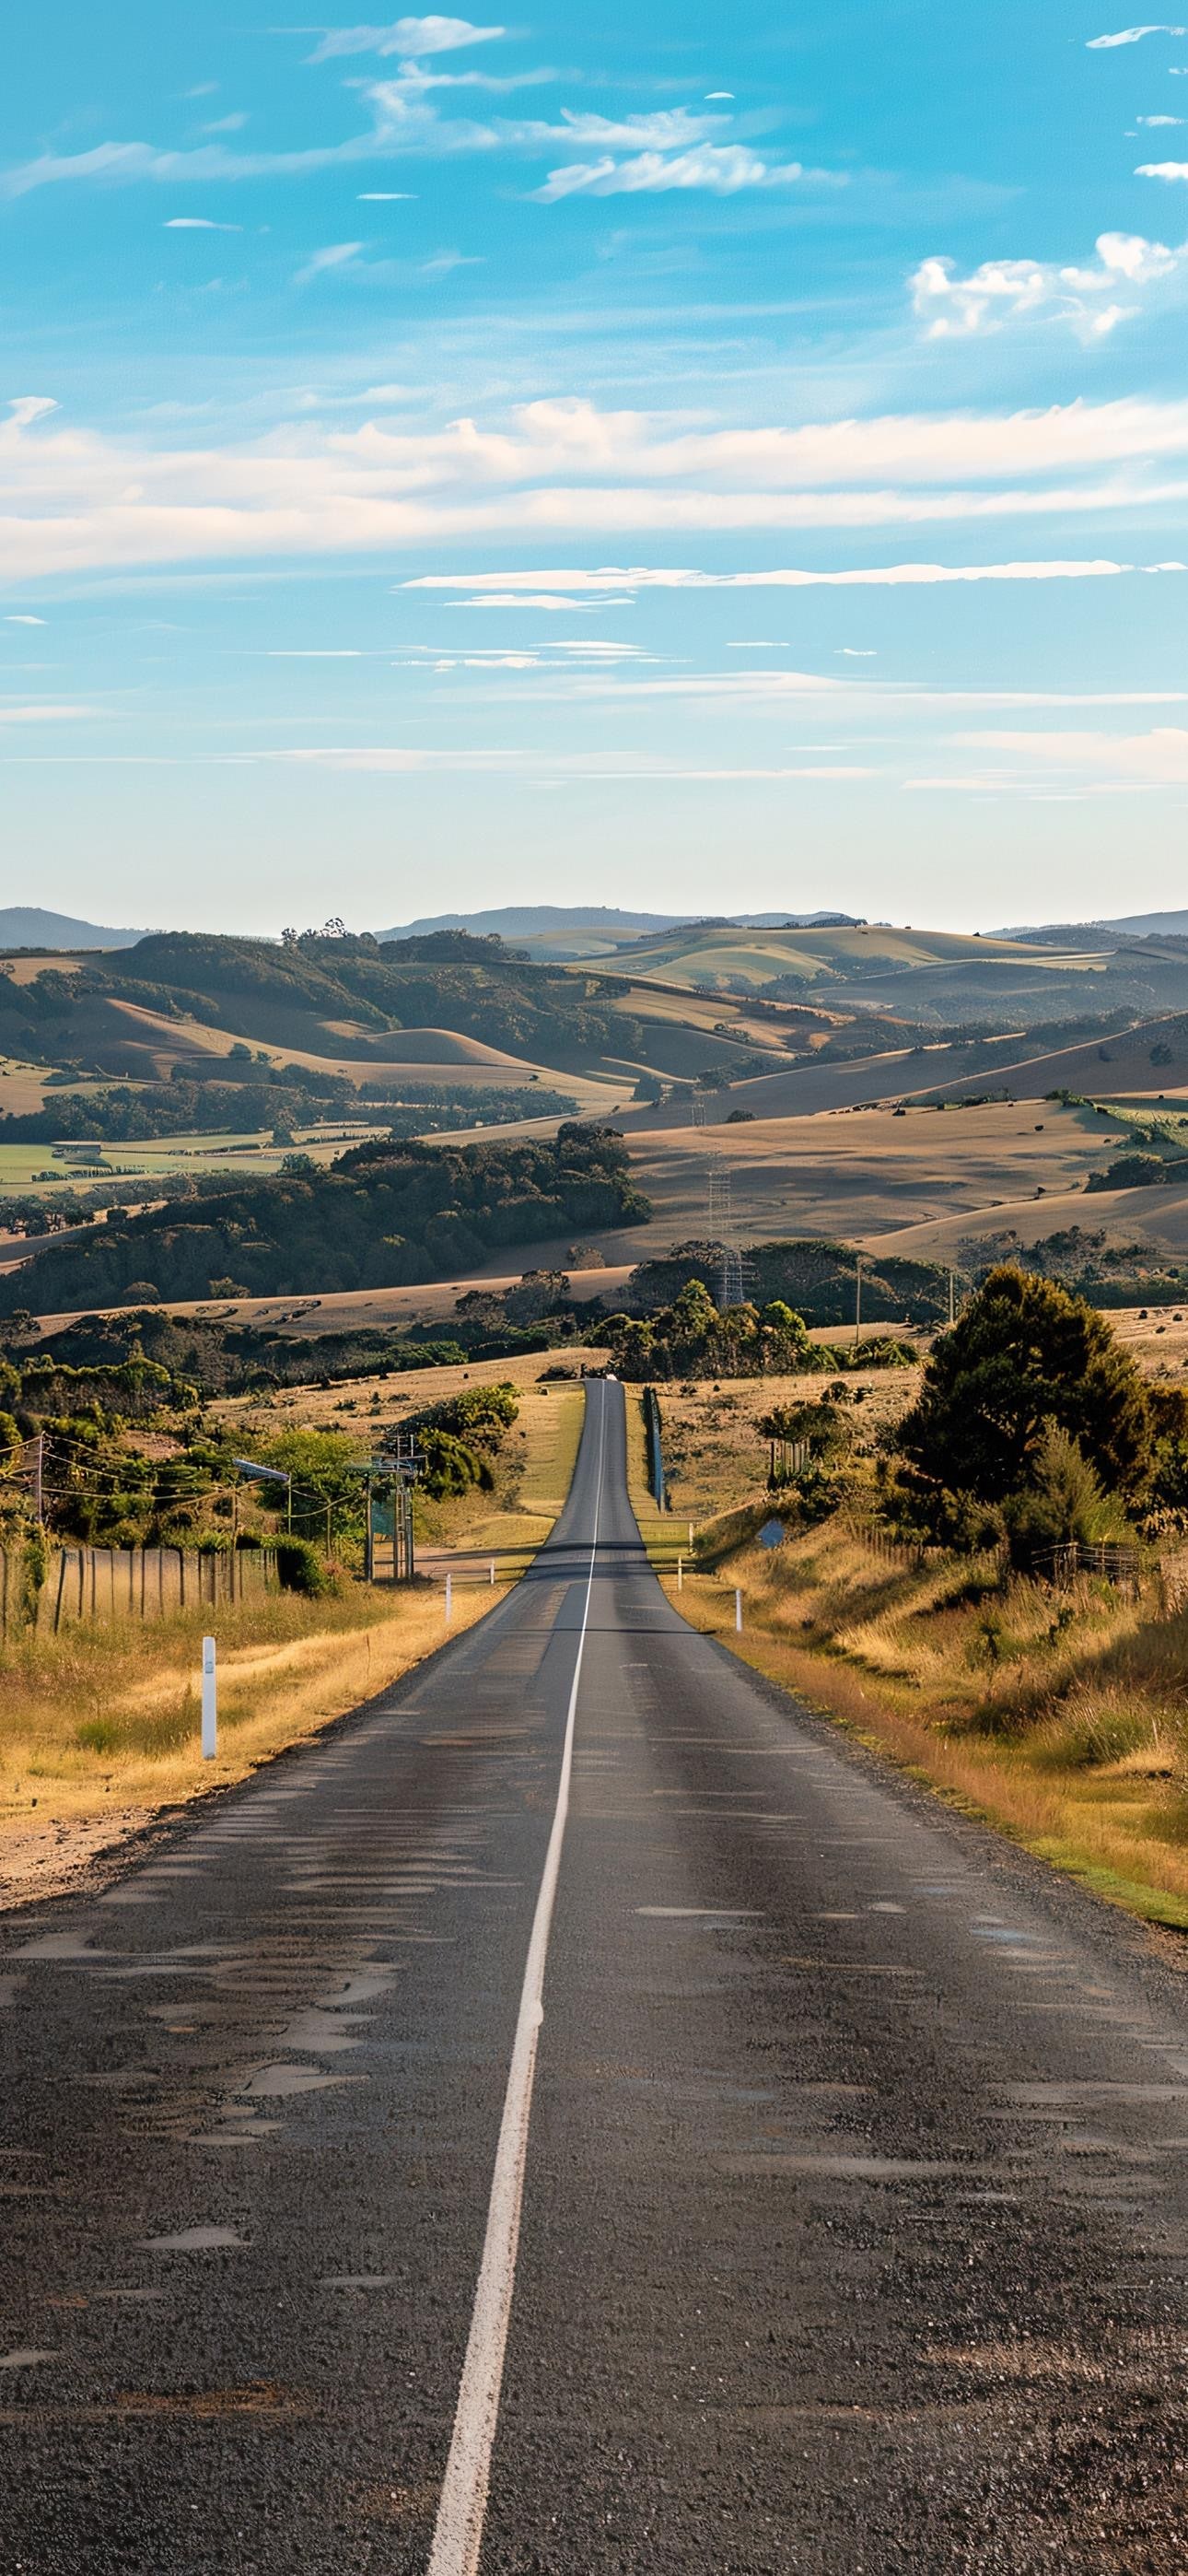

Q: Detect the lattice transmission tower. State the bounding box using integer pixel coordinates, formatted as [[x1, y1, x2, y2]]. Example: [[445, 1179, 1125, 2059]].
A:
[[706, 1162, 745, 1307]]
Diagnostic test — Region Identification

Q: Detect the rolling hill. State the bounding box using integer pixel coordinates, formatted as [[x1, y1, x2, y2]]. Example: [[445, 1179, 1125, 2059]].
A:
[[585, 921, 1188, 1028], [378, 906, 865, 959], [0, 907, 148, 951]]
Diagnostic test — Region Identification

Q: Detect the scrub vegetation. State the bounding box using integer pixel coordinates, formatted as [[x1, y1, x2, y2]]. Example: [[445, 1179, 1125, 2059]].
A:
[[632, 1271, 1188, 1929]]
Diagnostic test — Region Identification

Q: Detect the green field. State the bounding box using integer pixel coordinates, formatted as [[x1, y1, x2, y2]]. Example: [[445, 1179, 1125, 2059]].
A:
[[0, 1122, 395, 1196]]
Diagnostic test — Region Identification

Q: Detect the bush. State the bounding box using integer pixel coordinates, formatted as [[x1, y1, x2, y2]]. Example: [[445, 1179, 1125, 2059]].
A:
[[418, 1428, 493, 1498], [19, 1525, 49, 1626], [274, 1535, 332, 1596], [1002, 1423, 1131, 1570]]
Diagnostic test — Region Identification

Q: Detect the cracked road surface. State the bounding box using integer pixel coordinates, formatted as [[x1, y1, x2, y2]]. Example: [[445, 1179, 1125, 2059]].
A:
[[4, 1377, 1188, 2570]]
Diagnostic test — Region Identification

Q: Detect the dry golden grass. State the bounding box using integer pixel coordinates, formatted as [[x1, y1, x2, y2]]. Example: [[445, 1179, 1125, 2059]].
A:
[[0, 1580, 495, 1907], [0, 1373, 592, 1903], [643, 1366, 922, 1530], [619, 1374, 1188, 1931]]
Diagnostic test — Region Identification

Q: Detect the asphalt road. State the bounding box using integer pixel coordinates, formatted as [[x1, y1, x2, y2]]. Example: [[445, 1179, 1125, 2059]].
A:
[[5, 1378, 1188, 2571]]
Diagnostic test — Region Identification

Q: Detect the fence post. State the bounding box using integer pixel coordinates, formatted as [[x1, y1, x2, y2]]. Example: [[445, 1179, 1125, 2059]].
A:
[[677, 1554, 683, 1592], [735, 1587, 742, 1633], [445, 1572, 453, 1625], [201, 1635, 217, 1760], [490, 1559, 495, 1587]]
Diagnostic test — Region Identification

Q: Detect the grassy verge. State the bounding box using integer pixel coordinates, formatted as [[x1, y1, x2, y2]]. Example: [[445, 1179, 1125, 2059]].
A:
[[0, 1581, 495, 1907], [623, 1378, 1188, 1935], [1, 1374, 590, 1906]]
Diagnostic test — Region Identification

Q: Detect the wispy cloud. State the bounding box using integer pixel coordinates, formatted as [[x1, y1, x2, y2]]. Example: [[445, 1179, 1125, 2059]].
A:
[[274, 744, 874, 779], [0, 703, 96, 724], [0, 92, 817, 198], [1087, 20, 1186, 43], [912, 229, 1184, 337], [961, 726, 1188, 780], [305, 15, 506, 64], [7, 392, 1188, 585], [164, 216, 243, 230], [410, 557, 1162, 594], [294, 240, 366, 283], [1138, 156, 1188, 173], [534, 143, 818, 201]]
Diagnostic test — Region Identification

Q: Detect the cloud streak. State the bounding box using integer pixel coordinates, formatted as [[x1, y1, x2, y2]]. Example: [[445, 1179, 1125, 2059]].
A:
[[7, 392, 1188, 585], [409, 557, 1164, 593], [306, 15, 506, 63], [1087, 20, 1186, 42], [534, 144, 818, 201]]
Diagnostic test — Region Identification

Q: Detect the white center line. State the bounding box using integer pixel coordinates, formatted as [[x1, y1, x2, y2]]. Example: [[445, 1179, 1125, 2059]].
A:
[[425, 1388, 607, 2576]]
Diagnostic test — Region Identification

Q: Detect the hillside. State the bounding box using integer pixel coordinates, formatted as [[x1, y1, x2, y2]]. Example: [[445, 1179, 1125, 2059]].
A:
[[379, 906, 866, 960], [0, 931, 783, 1094], [0, 1125, 646, 1314], [597, 921, 1188, 1025], [0, 907, 147, 951]]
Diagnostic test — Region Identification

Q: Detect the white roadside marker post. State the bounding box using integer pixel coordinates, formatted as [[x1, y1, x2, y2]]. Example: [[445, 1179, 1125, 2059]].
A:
[[201, 1634, 217, 1761], [490, 1559, 495, 1587], [677, 1554, 683, 1591], [445, 1572, 453, 1625], [735, 1587, 742, 1633]]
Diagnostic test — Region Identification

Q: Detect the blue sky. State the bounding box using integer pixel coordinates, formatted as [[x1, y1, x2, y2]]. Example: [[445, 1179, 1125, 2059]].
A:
[[4, 4, 1188, 935]]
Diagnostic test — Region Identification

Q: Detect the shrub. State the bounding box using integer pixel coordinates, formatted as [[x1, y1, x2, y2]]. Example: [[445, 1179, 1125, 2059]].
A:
[[418, 1428, 493, 1498], [274, 1535, 332, 1596], [1002, 1423, 1131, 1570]]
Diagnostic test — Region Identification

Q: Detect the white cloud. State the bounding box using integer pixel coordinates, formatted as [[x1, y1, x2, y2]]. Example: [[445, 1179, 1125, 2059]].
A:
[[409, 557, 1159, 593], [295, 240, 367, 284], [0, 703, 95, 723], [357, 189, 416, 197], [912, 230, 1184, 337], [164, 216, 243, 229], [4, 396, 58, 433], [5, 613, 47, 624], [1138, 111, 1185, 119], [961, 726, 1188, 780], [202, 113, 250, 135], [7, 392, 1188, 586], [306, 16, 506, 63], [274, 744, 873, 779], [0, 92, 735, 196], [1088, 20, 1185, 41], [1138, 156, 1188, 172], [535, 144, 812, 201]]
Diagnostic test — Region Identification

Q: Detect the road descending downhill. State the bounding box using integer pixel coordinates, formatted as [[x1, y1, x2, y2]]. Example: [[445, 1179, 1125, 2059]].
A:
[[8, 1384, 1188, 2570]]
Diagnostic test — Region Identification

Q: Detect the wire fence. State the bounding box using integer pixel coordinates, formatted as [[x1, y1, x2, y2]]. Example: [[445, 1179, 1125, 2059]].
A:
[[1, 1542, 280, 1637]]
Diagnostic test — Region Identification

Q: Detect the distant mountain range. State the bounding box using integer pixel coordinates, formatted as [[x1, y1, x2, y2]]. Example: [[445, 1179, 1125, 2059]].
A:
[[1000, 909, 1188, 944], [0, 906, 147, 952]]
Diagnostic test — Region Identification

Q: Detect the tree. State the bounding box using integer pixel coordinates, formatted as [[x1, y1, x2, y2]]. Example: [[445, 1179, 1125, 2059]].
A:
[[1002, 1422, 1130, 1568], [896, 1264, 1154, 1506]]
